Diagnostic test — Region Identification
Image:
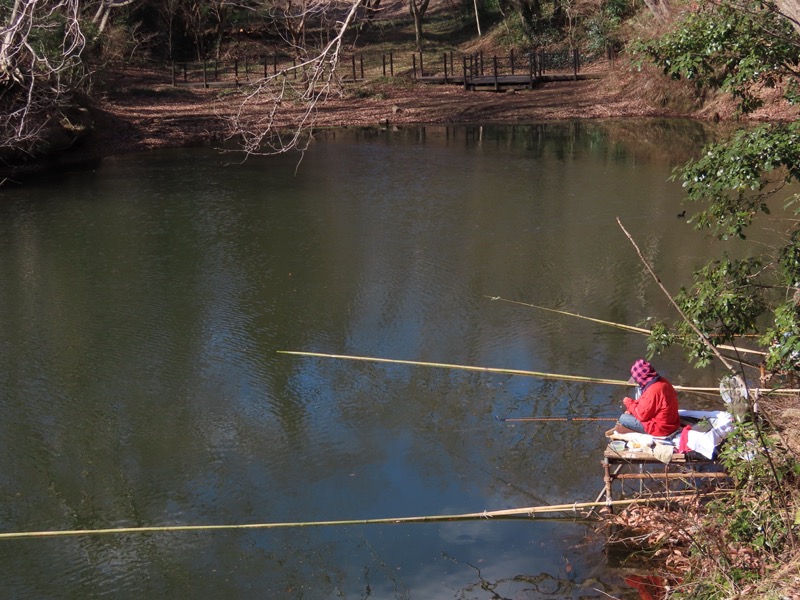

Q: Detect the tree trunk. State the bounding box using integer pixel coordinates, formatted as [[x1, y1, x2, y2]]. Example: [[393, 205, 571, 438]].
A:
[[1, 0, 25, 78], [776, 0, 800, 34], [408, 0, 430, 51], [642, 0, 670, 23]]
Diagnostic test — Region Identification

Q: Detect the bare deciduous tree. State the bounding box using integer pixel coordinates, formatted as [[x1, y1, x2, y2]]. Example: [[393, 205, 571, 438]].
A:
[[222, 0, 362, 156], [408, 0, 430, 50], [92, 0, 138, 38], [0, 0, 86, 157]]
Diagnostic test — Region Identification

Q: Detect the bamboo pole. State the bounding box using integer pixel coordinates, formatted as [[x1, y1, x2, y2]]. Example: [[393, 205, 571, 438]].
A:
[[485, 295, 765, 357], [496, 416, 618, 422], [618, 218, 743, 376], [278, 351, 628, 386], [0, 492, 730, 541], [616, 217, 783, 402], [485, 295, 649, 334], [277, 350, 800, 395]]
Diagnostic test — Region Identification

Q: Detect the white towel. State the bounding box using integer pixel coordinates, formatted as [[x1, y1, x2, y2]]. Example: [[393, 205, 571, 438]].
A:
[[678, 409, 735, 459]]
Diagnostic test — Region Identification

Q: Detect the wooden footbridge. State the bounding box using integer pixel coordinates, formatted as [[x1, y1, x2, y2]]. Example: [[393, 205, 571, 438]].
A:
[[171, 48, 594, 92], [415, 48, 583, 91]]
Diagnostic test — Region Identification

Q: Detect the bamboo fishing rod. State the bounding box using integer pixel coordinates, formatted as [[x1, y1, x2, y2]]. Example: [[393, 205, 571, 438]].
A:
[[0, 491, 731, 541], [278, 350, 797, 394], [495, 415, 618, 422], [485, 296, 650, 334], [278, 350, 627, 386], [485, 295, 766, 357]]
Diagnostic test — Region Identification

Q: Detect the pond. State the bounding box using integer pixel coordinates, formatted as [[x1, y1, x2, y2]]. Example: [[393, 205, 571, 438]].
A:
[[0, 121, 735, 598]]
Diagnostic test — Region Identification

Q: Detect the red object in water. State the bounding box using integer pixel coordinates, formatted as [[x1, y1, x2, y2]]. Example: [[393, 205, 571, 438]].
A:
[[624, 574, 668, 600]]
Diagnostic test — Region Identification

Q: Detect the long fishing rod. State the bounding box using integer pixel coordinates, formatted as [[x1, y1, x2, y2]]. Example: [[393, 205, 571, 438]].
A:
[[485, 295, 766, 357], [484, 296, 650, 334], [277, 351, 800, 395], [0, 491, 732, 541], [278, 350, 628, 385], [277, 350, 748, 393], [496, 416, 616, 422]]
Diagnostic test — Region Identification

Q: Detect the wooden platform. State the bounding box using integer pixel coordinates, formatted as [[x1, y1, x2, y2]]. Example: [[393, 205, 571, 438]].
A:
[[601, 443, 729, 513]]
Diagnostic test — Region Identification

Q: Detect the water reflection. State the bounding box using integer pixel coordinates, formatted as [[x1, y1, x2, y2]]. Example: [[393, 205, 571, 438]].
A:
[[0, 122, 731, 598]]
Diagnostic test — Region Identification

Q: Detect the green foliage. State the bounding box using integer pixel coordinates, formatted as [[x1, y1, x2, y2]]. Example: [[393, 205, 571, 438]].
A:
[[646, 256, 765, 368], [761, 302, 800, 373], [585, 0, 638, 56], [644, 320, 676, 358], [669, 422, 797, 598], [634, 0, 800, 113], [676, 123, 800, 240], [496, 10, 535, 46], [715, 422, 795, 550], [655, 122, 800, 376]]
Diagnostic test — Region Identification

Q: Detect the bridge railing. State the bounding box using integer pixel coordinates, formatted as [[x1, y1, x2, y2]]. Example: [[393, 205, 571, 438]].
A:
[[169, 48, 584, 88]]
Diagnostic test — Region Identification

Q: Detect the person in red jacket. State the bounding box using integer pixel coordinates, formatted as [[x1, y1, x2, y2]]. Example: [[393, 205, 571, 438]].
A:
[[618, 359, 681, 437]]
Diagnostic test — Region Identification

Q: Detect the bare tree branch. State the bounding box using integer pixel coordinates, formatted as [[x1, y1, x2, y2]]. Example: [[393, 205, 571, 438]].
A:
[[220, 0, 363, 156], [0, 0, 87, 157]]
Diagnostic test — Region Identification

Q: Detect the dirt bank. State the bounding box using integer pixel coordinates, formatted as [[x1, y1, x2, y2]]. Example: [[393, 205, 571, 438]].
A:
[[89, 62, 800, 159], [89, 65, 684, 156]]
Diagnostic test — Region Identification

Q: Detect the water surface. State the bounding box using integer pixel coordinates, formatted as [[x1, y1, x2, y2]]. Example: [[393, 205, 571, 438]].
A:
[[0, 121, 734, 598]]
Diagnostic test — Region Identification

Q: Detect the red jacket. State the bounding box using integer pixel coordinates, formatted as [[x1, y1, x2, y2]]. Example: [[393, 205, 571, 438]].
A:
[[623, 377, 680, 436]]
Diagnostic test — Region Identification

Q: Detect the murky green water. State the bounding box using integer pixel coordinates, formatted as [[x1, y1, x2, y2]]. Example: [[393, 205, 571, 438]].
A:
[[0, 122, 735, 598]]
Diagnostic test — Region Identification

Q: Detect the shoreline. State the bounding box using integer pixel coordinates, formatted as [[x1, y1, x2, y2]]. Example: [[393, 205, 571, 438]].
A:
[[6, 66, 798, 181], [88, 71, 682, 157]]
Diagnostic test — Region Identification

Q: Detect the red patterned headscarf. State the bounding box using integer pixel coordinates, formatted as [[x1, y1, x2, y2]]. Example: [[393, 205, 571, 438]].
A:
[[628, 359, 659, 387]]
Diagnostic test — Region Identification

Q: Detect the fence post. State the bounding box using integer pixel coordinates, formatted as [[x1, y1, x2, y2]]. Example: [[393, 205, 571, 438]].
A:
[[244, 56, 249, 81], [493, 55, 498, 91], [450, 51, 453, 78], [573, 48, 579, 79], [510, 48, 515, 75], [443, 52, 448, 83], [529, 52, 534, 87], [214, 59, 218, 81], [351, 54, 356, 80], [382, 54, 386, 77], [419, 52, 424, 78], [234, 59, 239, 85], [412, 54, 417, 79]]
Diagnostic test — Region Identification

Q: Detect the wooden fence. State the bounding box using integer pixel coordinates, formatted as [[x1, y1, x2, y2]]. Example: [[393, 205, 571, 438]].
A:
[[170, 48, 584, 91]]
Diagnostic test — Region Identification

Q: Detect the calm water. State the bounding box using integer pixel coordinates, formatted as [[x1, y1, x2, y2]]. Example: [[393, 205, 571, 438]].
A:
[[0, 122, 734, 598]]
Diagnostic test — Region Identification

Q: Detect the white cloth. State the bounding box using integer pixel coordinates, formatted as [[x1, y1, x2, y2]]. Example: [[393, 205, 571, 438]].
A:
[[607, 431, 655, 447], [678, 409, 735, 459]]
